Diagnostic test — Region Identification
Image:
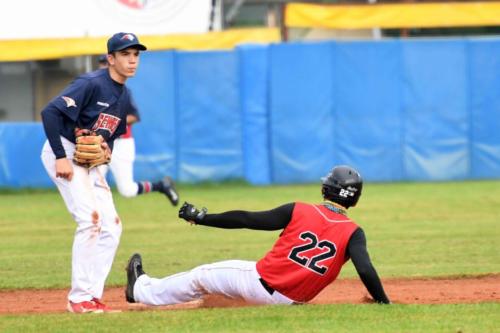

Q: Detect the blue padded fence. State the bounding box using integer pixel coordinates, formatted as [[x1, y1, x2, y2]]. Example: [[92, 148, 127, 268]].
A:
[[1, 38, 500, 188], [332, 41, 403, 182], [129, 51, 177, 183], [0, 123, 49, 187], [401, 40, 469, 180]]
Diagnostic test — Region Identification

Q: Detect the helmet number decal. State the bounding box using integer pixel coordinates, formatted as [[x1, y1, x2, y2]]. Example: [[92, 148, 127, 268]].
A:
[[288, 231, 337, 275], [339, 188, 352, 198]]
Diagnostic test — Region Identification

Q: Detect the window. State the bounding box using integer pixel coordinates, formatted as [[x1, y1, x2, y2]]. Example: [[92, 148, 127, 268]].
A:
[[0, 56, 100, 122]]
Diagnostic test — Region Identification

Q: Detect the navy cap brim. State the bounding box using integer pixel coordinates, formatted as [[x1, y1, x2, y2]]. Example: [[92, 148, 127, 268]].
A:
[[110, 42, 147, 53]]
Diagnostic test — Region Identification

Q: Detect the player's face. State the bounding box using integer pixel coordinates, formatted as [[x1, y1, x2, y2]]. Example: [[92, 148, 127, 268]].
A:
[[108, 48, 140, 83]]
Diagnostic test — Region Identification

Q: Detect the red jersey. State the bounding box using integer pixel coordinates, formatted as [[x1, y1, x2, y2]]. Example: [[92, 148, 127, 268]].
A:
[[256, 202, 358, 302], [119, 124, 133, 139]]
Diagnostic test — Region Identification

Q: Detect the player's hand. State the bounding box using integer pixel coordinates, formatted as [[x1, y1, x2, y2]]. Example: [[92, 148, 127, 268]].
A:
[[178, 202, 207, 224], [55, 158, 74, 181], [100, 140, 112, 162]]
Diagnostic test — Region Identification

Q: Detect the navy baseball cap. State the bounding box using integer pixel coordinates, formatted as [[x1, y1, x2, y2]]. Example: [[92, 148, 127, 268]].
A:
[[98, 54, 107, 63], [107, 32, 147, 53]]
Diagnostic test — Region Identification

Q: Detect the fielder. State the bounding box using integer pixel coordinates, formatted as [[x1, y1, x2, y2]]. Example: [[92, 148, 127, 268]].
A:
[[40, 32, 176, 313], [96, 56, 178, 203], [125, 165, 390, 306]]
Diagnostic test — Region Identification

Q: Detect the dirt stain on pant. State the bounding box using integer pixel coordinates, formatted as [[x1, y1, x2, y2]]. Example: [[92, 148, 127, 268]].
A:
[[92, 211, 99, 225]]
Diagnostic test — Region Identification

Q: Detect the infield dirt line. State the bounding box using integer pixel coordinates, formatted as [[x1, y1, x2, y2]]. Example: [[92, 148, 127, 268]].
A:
[[1, 274, 499, 315]]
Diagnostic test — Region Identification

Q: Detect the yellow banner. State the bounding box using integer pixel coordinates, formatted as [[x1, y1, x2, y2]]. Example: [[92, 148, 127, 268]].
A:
[[286, 2, 500, 29], [0, 28, 280, 62]]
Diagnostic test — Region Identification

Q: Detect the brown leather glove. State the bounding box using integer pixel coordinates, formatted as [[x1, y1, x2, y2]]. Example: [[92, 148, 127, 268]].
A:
[[73, 128, 111, 169]]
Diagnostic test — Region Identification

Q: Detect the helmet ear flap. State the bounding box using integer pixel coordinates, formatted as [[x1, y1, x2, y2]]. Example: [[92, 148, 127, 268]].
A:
[[321, 185, 332, 202], [322, 184, 355, 208], [321, 184, 328, 198]]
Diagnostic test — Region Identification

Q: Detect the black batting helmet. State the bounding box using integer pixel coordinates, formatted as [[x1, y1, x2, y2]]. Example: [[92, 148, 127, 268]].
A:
[[321, 165, 363, 208]]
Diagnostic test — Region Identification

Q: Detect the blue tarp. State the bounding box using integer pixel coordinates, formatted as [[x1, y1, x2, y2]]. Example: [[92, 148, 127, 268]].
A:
[[269, 42, 335, 183], [332, 41, 403, 181], [401, 40, 469, 180], [238, 45, 271, 185], [0, 123, 49, 187], [127, 51, 177, 183], [1, 38, 500, 188], [176, 50, 243, 182], [468, 39, 500, 179]]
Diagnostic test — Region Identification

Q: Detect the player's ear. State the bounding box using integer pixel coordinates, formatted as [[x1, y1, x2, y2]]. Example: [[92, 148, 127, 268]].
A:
[[107, 53, 115, 66]]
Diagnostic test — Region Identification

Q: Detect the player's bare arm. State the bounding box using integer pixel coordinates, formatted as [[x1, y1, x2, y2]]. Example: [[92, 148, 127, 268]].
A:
[[126, 114, 139, 125]]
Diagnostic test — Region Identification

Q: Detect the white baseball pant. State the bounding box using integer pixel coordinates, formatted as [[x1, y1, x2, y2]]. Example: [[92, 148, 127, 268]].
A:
[[101, 137, 138, 198], [133, 260, 294, 306], [41, 137, 122, 303]]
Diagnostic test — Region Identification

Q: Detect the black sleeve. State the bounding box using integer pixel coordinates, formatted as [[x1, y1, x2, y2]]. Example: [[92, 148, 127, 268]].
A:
[[347, 228, 391, 304], [197, 203, 295, 231], [41, 105, 66, 159]]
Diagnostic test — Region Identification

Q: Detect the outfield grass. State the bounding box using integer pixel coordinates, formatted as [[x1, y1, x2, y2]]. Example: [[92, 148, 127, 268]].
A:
[[0, 181, 499, 332], [1, 303, 499, 333]]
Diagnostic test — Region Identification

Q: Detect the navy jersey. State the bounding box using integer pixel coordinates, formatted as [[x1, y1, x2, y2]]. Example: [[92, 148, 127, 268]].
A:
[[41, 69, 132, 158], [126, 87, 141, 121]]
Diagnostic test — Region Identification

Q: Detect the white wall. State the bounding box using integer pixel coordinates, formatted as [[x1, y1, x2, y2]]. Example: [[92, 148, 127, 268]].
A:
[[0, 0, 211, 40]]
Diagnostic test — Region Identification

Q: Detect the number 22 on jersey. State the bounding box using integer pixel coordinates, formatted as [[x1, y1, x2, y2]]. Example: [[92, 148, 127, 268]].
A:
[[288, 231, 337, 275]]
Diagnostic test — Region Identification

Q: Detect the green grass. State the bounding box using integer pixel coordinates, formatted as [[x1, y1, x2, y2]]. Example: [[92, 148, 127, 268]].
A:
[[1, 303, 499, 333], [0, 181, 499, 332]]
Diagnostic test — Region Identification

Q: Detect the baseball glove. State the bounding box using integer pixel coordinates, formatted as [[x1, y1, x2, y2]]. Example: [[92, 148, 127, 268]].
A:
[[178, 202, 207, 224], [73, 128, 111, 169]]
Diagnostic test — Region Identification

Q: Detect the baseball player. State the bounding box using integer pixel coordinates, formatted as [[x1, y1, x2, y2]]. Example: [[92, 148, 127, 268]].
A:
[[40, 32, 177, 314], [97, 55, 179, 204], [125, 165, 390, 306]]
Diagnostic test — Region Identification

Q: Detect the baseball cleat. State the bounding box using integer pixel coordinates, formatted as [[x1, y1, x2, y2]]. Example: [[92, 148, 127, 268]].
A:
[[92, 298, 121, 313], [159, 176, 179, 206], [67, 300, 103, 314], [126, 253, 145, 303]]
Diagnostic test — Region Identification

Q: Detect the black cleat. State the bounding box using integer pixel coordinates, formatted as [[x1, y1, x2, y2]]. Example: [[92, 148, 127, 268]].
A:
[[125, 253, 145, 303], [159, 176, 179, 206]]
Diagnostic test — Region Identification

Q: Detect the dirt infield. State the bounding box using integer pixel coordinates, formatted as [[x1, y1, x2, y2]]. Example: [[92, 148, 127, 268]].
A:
[[1, 274, 498, 315]]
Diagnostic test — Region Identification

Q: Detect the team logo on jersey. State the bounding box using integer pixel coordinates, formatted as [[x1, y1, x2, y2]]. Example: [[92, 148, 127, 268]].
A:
[[97, 101, 110, 107], [61, 96, 77, 108], [92, 113, 121, 135]]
